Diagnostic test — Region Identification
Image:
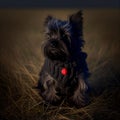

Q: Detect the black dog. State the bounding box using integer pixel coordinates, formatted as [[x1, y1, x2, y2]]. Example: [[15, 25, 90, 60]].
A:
[[37, 11, 90, 108]]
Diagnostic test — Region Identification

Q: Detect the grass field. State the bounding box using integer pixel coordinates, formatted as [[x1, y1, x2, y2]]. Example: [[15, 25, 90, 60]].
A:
[[0, 9, 120, 120]]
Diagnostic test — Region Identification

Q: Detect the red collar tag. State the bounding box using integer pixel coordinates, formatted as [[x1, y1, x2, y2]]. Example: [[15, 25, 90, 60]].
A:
[[61, 67, 67, 75]]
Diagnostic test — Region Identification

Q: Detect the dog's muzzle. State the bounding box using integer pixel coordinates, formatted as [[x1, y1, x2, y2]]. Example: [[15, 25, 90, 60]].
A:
[[44, 39, 70, 61]]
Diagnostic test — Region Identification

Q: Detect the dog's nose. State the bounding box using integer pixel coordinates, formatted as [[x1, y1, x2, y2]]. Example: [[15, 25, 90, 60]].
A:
[[50, 40, 58, 47]]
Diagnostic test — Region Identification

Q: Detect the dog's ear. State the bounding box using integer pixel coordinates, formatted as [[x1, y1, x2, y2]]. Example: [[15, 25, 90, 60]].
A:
[[69, 10, 83, 35], [44, 15, 53, 26], [69, 10, 83, 25]]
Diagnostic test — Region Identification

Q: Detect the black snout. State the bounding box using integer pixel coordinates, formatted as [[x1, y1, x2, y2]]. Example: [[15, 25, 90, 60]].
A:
[[50, 39, 59, 48]]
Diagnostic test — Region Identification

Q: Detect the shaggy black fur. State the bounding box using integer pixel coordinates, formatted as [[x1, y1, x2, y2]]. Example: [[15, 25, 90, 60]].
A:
[[37, 11, 90, 108]]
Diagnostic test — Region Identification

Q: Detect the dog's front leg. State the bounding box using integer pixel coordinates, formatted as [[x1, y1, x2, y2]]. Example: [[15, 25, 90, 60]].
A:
[[70, 74, 89, 107], [39, 73, 60, 104]]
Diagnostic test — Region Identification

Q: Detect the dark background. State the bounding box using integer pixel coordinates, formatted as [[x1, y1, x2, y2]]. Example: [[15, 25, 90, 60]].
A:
[[0, 0, 119, 8], [0, 9, 120, 120]]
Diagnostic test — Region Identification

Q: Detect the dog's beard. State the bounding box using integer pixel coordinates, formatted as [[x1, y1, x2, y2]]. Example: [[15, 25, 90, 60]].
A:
[[43, 39, 70, 61]]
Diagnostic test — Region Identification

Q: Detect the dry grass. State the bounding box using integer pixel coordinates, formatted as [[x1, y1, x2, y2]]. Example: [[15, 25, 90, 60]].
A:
[[0, 9, 120, 120]]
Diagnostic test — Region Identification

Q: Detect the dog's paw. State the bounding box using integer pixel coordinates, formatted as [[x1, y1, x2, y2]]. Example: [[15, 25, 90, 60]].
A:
[[43, 92, 61, 105], [69, 94, 89, 108], [50, 94, 60, 102]]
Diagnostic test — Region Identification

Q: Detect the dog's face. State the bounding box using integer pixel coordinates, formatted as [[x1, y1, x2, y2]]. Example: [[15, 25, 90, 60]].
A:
[[42, 11, 84, 61]]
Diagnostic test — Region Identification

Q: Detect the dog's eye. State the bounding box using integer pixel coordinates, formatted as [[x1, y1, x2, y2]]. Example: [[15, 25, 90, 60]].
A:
[[60, 30, 66, 39], [46, 33, 51, 39], [46, 33, 50, 36]]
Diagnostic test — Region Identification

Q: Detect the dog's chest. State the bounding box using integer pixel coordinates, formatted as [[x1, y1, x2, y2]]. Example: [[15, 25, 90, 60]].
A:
[[43, 59, 79, 83]]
